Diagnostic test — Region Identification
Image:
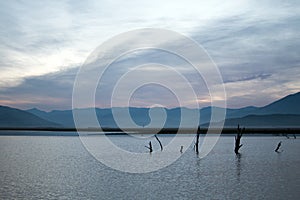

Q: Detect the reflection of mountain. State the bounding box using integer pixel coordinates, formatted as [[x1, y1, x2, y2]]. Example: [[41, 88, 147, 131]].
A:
[[1, 92, 300, 128], [0, 106, 60, 127]]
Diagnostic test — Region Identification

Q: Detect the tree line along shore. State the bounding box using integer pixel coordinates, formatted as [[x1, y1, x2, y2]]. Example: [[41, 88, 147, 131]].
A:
[[0, 127, 299, 135]]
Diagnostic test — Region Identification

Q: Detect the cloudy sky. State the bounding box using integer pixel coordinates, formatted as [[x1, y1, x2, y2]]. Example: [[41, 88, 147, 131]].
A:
[[0, 0, 299, 111]]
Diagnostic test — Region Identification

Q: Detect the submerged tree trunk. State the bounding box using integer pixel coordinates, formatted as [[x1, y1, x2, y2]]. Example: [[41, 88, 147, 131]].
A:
[[180, 146, 183, 153], [145, 141, 153, 153], [195, 126, 200, 154], [275, 141, 282, 152], [285, 134, 290, 139], [234, 125, 244, 155], [154, 135, 163, 151]]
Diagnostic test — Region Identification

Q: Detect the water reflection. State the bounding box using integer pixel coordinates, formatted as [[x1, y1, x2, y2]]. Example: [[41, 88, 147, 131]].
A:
[[235, 153, 242, 181], [196, 158, 201, 179], [1, 135, 300, 199]]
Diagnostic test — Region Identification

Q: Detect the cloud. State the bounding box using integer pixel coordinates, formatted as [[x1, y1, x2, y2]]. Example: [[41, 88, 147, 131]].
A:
[[0, 68, 78, 111], [0, 0, 256, 89], [223, 73, 272, 83], [224, 66, 300, 108], [0, 0, 299, 110]]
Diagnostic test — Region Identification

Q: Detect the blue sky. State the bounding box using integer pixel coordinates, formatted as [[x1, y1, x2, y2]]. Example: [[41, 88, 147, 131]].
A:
[[0, 0, 299, 111]]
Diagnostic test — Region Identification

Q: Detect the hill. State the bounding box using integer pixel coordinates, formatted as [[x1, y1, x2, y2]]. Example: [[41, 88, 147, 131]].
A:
[[203, 114, 300, 128], [252, 92, 300, 115], [22, 91, 300, 128], [0, 106, 60, 127]]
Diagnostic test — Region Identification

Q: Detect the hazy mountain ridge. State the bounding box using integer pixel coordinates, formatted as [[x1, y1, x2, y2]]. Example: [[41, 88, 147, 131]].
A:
[[0, 106, 60, 127], [252, 92, 300, 115], [203, 114, 300, 128], [1, 92, 299, 128]]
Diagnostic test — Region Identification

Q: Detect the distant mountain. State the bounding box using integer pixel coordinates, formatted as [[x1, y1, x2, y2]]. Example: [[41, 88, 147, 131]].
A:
[[27, 108, 74, 127], [199, 106, 258, 124], [26, 106, 261, 128], [0, 106, 60, 127], [27, 107, 196, 128], [252, 92, 300, 115], [203, 114, 300, 128], [22, 91, 300, 128]]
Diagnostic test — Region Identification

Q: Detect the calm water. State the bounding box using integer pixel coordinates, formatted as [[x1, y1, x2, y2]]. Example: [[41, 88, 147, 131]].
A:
[[0, 133, 299, 200]]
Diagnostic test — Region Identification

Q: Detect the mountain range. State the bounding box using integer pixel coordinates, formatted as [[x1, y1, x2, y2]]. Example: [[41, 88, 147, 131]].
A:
[[0, 105, 59, 128], [0, 92, 299, 128]]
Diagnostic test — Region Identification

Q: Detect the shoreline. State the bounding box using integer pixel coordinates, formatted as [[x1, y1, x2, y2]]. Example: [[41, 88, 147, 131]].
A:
[[0, 127, 299, 136]]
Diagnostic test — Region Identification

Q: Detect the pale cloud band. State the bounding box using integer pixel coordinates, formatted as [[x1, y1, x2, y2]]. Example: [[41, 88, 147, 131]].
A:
[[0, 0, 299, 110]]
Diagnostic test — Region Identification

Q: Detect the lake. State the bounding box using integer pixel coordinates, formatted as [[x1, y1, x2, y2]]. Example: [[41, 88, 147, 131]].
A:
[[0, 132, 299, 199]]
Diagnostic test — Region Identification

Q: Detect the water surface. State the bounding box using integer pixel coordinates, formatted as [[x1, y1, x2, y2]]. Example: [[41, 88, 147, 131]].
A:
[[0, 133, 299, 199]]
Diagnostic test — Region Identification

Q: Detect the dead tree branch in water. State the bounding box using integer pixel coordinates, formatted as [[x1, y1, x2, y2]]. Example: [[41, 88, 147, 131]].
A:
[[275, 141, 282, 153], [145, 141, 153, 153], [154, 135, 163, 151], [234, 125, 244, 155], [195, 127, 200, 154], [285, 134, 290, 139]]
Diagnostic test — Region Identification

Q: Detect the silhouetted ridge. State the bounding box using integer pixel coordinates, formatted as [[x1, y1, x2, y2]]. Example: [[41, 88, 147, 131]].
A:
[[0, 105, 60, 127]]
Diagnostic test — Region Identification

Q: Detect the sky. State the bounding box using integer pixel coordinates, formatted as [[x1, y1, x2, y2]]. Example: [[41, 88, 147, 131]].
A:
[[0, 0, 299, 111]]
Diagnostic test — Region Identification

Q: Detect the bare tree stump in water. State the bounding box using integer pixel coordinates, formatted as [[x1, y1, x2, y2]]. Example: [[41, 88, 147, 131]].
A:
[[234, 125, 244, 155], [145, 141, 153, 153], [195, 127, 200, 154], [154, 135, 163, 151], [285, 134, 290, 139], [275, 141, 282, 153], [180, 146, 183, 153]]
